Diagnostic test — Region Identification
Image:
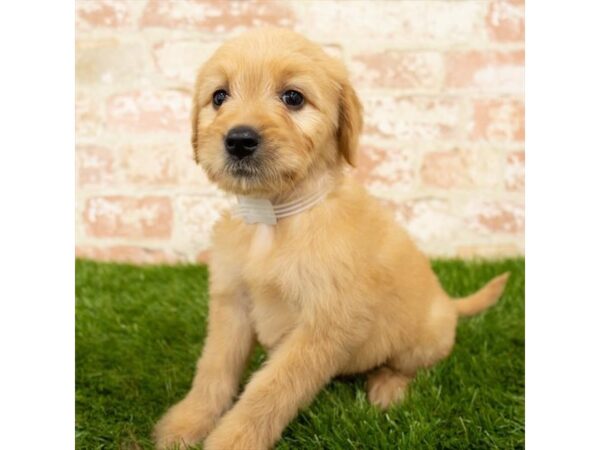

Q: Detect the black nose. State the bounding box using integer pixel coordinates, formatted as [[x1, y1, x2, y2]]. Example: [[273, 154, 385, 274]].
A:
[[225, 126, 260, 159]]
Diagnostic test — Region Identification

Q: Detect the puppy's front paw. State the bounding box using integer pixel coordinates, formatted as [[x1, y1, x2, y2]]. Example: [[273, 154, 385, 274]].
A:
[[153, 397, 217, 449], [203, 414, 263, 450]]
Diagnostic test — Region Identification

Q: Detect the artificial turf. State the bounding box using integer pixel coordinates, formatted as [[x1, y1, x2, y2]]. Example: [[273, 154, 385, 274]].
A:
[[75, 258, 524, 450]]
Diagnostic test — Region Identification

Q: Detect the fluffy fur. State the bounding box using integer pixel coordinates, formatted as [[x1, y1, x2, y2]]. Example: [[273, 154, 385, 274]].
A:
[[154, 28, 509, 450]]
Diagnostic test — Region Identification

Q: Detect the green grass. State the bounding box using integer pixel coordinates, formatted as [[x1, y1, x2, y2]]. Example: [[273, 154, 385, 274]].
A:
[[76, 258, 524, 450]]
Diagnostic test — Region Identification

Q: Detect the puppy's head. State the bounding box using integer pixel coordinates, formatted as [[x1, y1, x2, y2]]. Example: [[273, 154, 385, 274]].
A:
[[191, 28, 362, 196]]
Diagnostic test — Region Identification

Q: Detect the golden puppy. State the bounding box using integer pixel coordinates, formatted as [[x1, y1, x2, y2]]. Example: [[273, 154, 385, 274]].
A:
[[154, 28, 509, 450]]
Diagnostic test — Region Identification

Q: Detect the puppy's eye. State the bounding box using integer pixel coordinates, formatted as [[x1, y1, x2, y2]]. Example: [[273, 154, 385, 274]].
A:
[[212, 89, 228, 108], [281, 90, 304, 110]]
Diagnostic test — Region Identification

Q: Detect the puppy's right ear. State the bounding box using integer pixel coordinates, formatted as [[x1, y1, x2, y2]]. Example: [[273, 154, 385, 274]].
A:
[[337, 80, 363, 167], [191, 92, 200, 164]]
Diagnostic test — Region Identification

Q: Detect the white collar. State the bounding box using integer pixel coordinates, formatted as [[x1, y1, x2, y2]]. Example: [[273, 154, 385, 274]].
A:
[[233, 185, 330, 225]]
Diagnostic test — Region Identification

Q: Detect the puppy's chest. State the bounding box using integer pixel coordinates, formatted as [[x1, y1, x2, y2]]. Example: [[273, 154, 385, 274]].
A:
[[239, 226, 308, 350], [239, 223, 313, 299], [247, 284, 298, 350], [248, 263, 312, 350]]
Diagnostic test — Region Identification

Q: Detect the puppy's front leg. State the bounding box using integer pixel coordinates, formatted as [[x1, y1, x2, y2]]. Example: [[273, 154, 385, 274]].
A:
[[154, 285, 254, 449], [203, 310, 369, 450]]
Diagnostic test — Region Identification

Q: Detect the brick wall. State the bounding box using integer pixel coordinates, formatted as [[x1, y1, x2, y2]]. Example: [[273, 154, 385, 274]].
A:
[[75, 0, 525, 264]]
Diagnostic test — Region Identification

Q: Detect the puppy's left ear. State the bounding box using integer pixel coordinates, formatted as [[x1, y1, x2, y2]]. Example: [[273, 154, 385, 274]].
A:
[[337, 81, 363, 167]]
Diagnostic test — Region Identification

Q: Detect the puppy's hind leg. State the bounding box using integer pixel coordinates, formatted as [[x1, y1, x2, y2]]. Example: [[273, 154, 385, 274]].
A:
[[366, 366, 412, 409], [366, 298, 457, 410]]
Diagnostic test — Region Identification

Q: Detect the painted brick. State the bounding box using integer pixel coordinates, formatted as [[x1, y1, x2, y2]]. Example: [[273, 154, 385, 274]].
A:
[[76, 245, 180, 264], [505, 151, 525, 191], [178, 156, 223, 194], [357, 144, 414, 195], [421, 150, 471, 189], [141, 0, 295, 31], [76, 39, 147, 85], [350, 51, 443, 90], [172, 195, 234, 255], [75, 0, 525, 263], [420, 148, 502, 189], [153, 40, 220, 85], [77, 146, 116, 187], [75, 92, 103, 138], [120, 143, 178, 186], [297, 1, 487, 45], [362, 95, 465, 141], [468, 98, 525, 142], [486, 0, 525, 42], [75, 0, 136, 29], [457, 243, 523, 259], [466, 200, 524, 234], [84, 196, 173, 239], [107, 90, 191, 133], [445, 51, 524, 93], [396, 198, 462, 243]]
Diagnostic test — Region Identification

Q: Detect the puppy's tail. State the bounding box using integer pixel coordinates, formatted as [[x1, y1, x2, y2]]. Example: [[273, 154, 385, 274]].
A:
[[453, 272, 510, 317]]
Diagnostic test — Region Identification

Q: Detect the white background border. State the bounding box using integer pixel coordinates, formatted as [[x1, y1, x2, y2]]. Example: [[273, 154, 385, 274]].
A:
[[1, 1, 600, 449], [526, 1, 600, 448], [0, 2, 74, 448]]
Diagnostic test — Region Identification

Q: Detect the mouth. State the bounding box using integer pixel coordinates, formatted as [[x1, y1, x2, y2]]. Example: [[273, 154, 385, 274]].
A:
[[213, 150, 299, 195], [224, 156, 263, 178]]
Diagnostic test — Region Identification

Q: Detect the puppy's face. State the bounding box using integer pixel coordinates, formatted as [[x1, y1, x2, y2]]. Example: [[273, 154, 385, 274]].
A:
[[191, 28, 362, 196]]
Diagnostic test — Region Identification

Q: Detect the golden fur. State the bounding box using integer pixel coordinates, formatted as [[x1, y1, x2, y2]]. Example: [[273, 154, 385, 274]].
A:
[[154, 28, 509, 450]]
